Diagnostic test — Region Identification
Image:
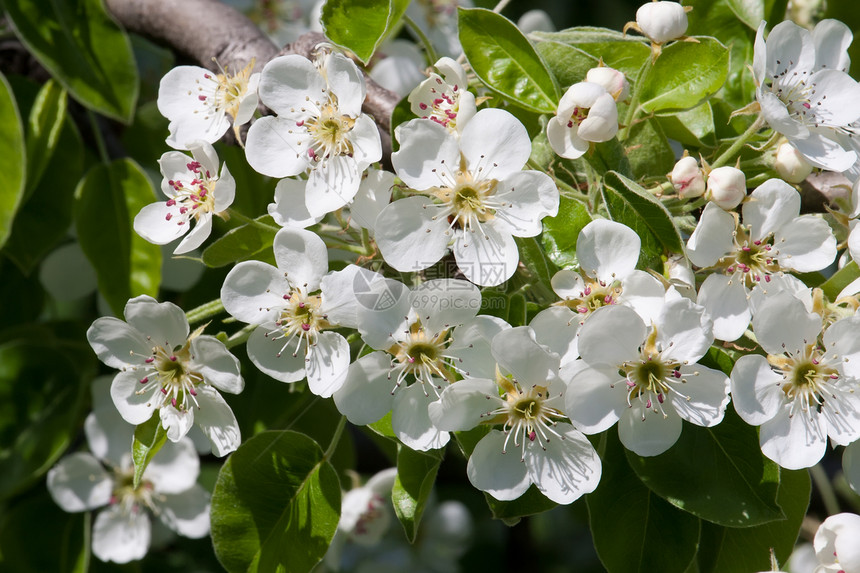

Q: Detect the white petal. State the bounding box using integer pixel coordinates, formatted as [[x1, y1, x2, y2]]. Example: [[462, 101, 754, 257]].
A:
[[392, 383, 450, 451], [843, 440, 860, 495], [268, 178, 321, 229], [92, 504, 151, 563], [759, 404, 827, 469], [273, 227, 329, 292], [551, 269, 586, 300], [766, 21, 815, 80], [774, 215, 837, 273], [577, 305, 645, 366], [193, 385, 241, 457], [349, 168, 394, 231], [524, 426, 601, 504], [189, 335, 243, 394], [258, 54, 326, 115], [87, 317, 151, 370], [158, 484, 211, 538], [813, 19, 852, 71], [825, 315, 860, 379], [618, 401, 683, 457], [657, 298, 712, 364], [332, 352, 395, 425], [305, 154, 362, 218], [319, 265, 384, 328], [47, 453, 112, 512], [565, 364, 625, 434], [123, 296, 189, 351], [669, 365, 729, 427], [744, 179, 800, 241], [546, 116, 589, 160], [809, 69, 860, 125], [791, 131, 857, 172], [529, 306, 580, 366], [111, 371, 157, 425], [460, 108, 531, 180], [246, 324, 307, 383], [686, 202, 735, 268], [392, 119, 460, 190], [730, 354, 785, 426], [305, 331, 350, 397], [452, 224, 518, 287], [347, 113, 382, 166], [491, 171, 559, 238], [325, 53, 366, 117], [752, 292, 820, 354], [821, 385, 860, 446], [173, 213, 212, 255], [220, 260, 287, 325], [409, 279, 481, 335], [577, 219, 640, 282], [428, 378, 499, 431], [356, 278, 412, 350], [84, 408, 134, 468], [491, 326, 560, 387], [759, 91, 808, 139], [134, 202, 187, 246], [617, 270, 667, 325], [466, 430, 530, 500], [697, 274, 750, 342], [244, 116, 309, 178], [375, 197, 450, 273], [447, 315, 511, 380], [145, 437, 199, 494], [160, 405, 194, 443]]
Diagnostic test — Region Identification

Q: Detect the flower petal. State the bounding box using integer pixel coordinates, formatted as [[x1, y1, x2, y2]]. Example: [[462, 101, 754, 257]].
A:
[[273, 227, 329, 292], [752, 292, 820, 355], [452, 224, 518, 287], [158, 484, 211, 538], [145, 437, 199, 494], [491, 326, 560, 388], [47, 452, 112, 512], [428, 378, 499, 431], [160, 405, 195, 443], [466, 430, 530, 500], [268, 178, 321, 229], [759, 404, 826, 469], [189, 335, 243, 394], [577, 220, 640, 282], [697, 274, 750, 342], [577, 305, 645, 366], [375, 197, 450, 273], [392, 383, 450, 451], [221, 260, 286, 325], [92, 504, 151, 563], [618, 401, 683, 457], [565, 364, 625, 434], [134, 202, 187, 246], [305, 154, 363, 218], [447, 315, 511, 380], [306, 331, 350, 398], [111, 370, 157, 425], [123, 296, 189, 351], [332, 352, 395, 425], [392, 119, 460, 190], [524, 426, 601, 504], [246, 324, 307, 383], [491, 171, 559, 238], [409, 278, 481, 335], [774, 215, 837, 273], [244, 116, 309, 178], [730, 354, 785, 426], [744, 179, 800, 241], [529, 306, 580, 366], [258, 54, 326, 116], [686, 202, 735, 269], [460, 108, 531, 180], [87, 317, 151, 370], [193, 385, 241, 457], [670, 364, 729, 427]]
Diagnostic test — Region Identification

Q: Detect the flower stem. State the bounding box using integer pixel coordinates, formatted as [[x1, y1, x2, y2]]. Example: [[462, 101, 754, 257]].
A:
[[811, 464, 841, 516], [324, 415, 347, 461], [226, 209, 280, 232], [492, 0, 514, 14], [619, 58, 653, 141], [709, 116, 765, 169], [185, 298, 225, 324], [403, 14, 439, 67], [225, 324, 256, 349]]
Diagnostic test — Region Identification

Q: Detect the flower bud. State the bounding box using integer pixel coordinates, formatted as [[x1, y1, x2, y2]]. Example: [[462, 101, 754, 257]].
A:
[[586, 66, 630, 101], [705, 166, 747, 210], [636, 1, 688, 44], [774, 141, 813, 183], [669, 156, 705, 199], [547, 82, 618, 159]]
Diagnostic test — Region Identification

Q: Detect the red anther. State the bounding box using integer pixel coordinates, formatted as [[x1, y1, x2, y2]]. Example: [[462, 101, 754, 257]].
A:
[[308, 148, 316, 159], [170, 355, 177, 361], [189, 387, 197, 396], [161, 387, 168, 394], [198, 95, 207, 101], [646, 399, 652, 408], [296, 120, 304, 127], [140, 377, 149, 384], [166, 199, 176, 207], [179, 207, 188, 214], [171, 398, 177, 408], [583, 287, 591, 295], [657, 394, 664, 403], [298, 302, 305, 308], [301, 323, 311, 331], [754, 240, 761, 245], [674, 370, 681, 378], [567, 121, 574, 128], [765, 275, 771, 283], [204, 73, 212, 79], [452, 84, 459, 91], [742, 246, 751, 251], [190, 194, 199, 201], [199, 189, 207, 197], [803, 102, 811, 109], [419, 102, 428, 110], [528, 431, 536, 441], [145, 357, 155, 363], [283, 294, 291, 300], [165, 213, 173, 221], [433, 98, 444, 105]]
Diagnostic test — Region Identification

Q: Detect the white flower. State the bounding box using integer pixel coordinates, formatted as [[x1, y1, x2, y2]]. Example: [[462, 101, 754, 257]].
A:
[[221, 228, 376, 397], [333, 278, 486, 451], [686, 178, 837, 341], [86, 295, 243, 456], [753, 19, 860, 171], [774, 138, 814, 183], [376, 108, 559, 286], [567, 298, 730, 457], [731, 293, 860, 469], [244, 51, 382, 219], [517, 9, 555, 34], [405, 0, 467, 57], [844, 440, 860, 496], [47, 388, 209, 563], [547, 82, 619, 160], [812, 513, 860, 573], [408, 57, 477, 134], [669, 156, 706, 199], [634, 1, 689, 44], [337, 468, 398, 546], [369, 39, 426, 98], [134, 142, 235, 255], [157, 61, 260, 150], [705, 166, 747, 210], [549, 219, 666, 325], [586, 66, 630, 101], [429, 326, 601, 503]]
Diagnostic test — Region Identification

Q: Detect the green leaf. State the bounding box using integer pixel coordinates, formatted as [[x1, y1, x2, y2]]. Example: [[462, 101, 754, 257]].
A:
[[534, 41, 600, 89], [532, 27, 651, 80], [639, 38, 730, 113], [699, 345, 738, 378], [458, 7, 560, 113], [626, 407, 784, 527], [656, 102, 716, 148], [0, 72, 27, 251], [541, 196, 591, 269], [696, 469, 810, 573], [821, 260, 860, 301], [726, 0, 764, 30], [25, 79, 66, 196], [4, 0, 139, 122], [74, 158, 162, 316], [516, 235, 560, 290], [202, 215, 279, 268], [132, 415, 168, 489], [625, 118, 676, 179], [0, 340, 89, 500], [587, 433, 700, 573], [601, 171, 684, 269], [321, 0, 409, 64], [392, 445, 443, 542], [211, 431, 341, 573]]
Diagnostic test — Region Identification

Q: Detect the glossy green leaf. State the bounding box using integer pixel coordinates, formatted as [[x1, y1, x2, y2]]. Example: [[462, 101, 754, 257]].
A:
[[625, 118, 676, 179], [588, 433, 700, 573], [821, 260, 860, 301], [656, 102, 716, 148], [726, 0, 764, 30], [211, 431, 341, 573], [458, 7, 560, 113], [532, 27, 651, 79], [3, 112, 83, 275], [392, 445, 443, 542], [515, 236, 560, 297], [0, 340, 89, 500], [639, 38, 730, 113], [74, 158, 162, 316], [0, 72, 26, 250], [202, 215, 279, 268], [321, 0, 409, 64], [626, 407, 784, 527], [132, 414, 168, 489], [696, 469, 810, 573], [601, 171, 684, 270], [541, 196, 591, 269], [534, 41, 599, 89], [4, 0, 139, 122], [25, 79, 66, 196]]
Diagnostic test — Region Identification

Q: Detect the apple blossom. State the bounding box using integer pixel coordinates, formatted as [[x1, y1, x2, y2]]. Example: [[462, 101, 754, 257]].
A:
[[134, 142, 235, 255], [813, 513, 860, 572], [632, 1, 689, 45], [86, 295, 243, 456], [586, 65, 630, 101], [705, 165, 747, 210], [547, 81, 619, 160], [774, 138, 814, 183], [157, 60, 260, 150], [408, 57, 476, 133], [376, 108, 559, 286], [669, 155, 706, 199], [567, 298, 730, 457]]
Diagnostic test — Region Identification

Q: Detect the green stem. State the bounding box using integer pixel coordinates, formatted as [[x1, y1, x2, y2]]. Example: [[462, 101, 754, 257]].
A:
[[87, 110, 110, 165], [709, 116, 765, 169], [185, 298, 225, 324], [403, 15, 439, 66], [225, 324, 256, 349], [227, 208, 280, 232], [324, 416, 347, 460], [619, 59, 653, 141], [492, 0, 514, 13], [811, 464, 841, 516]]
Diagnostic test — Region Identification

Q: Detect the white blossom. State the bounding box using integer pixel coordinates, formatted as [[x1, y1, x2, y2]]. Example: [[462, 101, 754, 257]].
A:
[[705, 166, 747, 210], [634, 1, 689, 44], [812, 513, 860, 573], [547, 82, 619, 160], [408, 57, 477, 134], [669, 156, 706, 199]]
